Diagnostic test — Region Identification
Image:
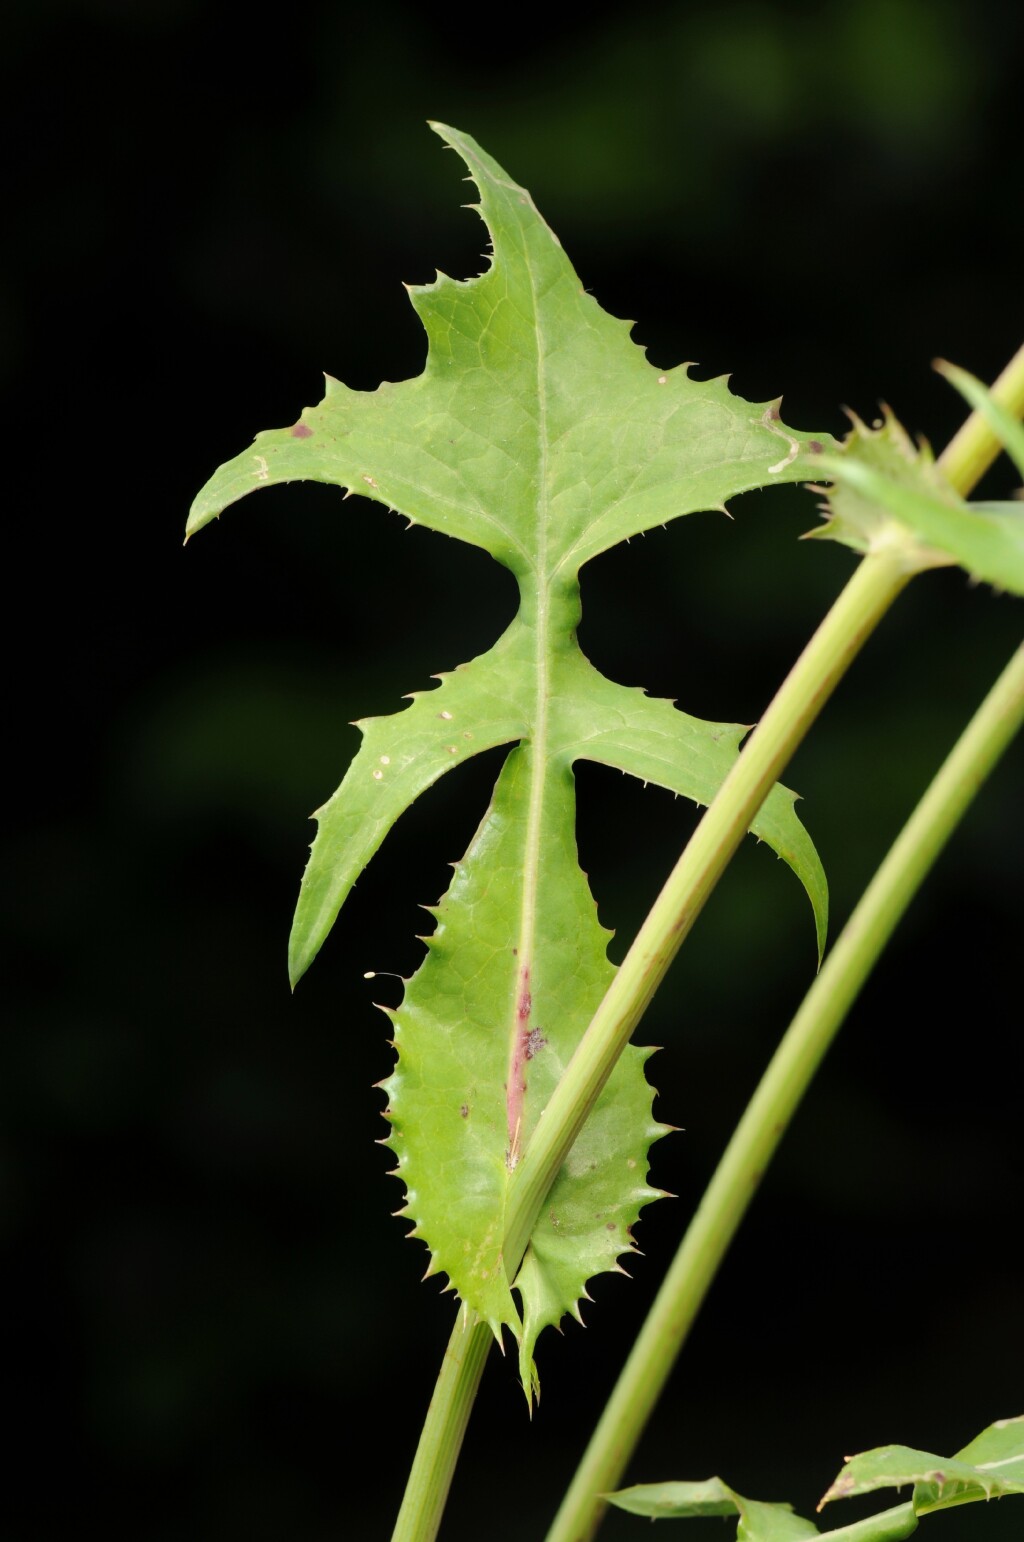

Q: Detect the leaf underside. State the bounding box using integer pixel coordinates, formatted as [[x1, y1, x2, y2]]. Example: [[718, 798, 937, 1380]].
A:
[[189, 123, 832, 1393]]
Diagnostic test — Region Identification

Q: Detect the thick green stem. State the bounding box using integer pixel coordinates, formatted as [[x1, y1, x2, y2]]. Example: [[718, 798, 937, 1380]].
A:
[[389, 1305, 491, 1542], [545, 645, 1024, 1542]]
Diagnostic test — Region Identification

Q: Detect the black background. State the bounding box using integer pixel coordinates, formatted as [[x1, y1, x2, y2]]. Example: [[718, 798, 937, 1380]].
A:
[[4, 2, 1022, 1538]]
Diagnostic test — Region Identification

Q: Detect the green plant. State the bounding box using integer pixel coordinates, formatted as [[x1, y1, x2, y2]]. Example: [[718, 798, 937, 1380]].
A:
[[607, 1415, 1024, 1541], [188, 126, 1023, 1542]]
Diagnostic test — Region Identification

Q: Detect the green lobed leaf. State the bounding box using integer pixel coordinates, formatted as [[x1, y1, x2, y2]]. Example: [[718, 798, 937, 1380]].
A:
[[808, 409, 1024, 595], [189, 124, 832, 1389], [819, 1417, 1024, 1516]]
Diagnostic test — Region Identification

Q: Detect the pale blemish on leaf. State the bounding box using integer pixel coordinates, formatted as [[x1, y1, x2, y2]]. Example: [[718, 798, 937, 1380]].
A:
[[763, 404, 801, 475]]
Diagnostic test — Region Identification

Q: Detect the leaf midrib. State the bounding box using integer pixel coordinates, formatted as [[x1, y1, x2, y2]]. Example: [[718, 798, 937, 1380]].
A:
[[505, 189, 555, 1177]]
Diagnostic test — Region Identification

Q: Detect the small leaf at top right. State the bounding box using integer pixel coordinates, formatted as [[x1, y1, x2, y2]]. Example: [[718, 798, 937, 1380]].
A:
[[806, 368, 1024, 595]]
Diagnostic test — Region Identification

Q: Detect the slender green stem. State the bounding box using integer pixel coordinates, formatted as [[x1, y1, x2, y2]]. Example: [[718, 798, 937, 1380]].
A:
[[545, 645, 1024, 1542], [390, 1304, 491, 1542]]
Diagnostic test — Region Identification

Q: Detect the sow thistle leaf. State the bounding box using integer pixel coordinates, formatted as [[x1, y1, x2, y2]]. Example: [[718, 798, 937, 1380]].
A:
[[808, 407, 1024, 595], [189, 123, 831, 1389]]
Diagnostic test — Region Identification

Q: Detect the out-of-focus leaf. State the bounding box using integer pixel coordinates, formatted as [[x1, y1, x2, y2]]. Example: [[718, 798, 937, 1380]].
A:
[[809, 410, 1024, 594], [820, 1416, 1024, 1515], [606, 1476, 819, 1539]]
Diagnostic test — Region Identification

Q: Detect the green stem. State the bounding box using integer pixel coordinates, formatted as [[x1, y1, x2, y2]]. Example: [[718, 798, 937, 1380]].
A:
[[544, 644, 1024, 1542], [389, 1305, 491, 1542]]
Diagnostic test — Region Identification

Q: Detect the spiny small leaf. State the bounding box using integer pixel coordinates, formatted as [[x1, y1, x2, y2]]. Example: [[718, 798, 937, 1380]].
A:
[[189, 124, 833, 1392], [808, 408, 1024, 595], [608, 1420, 1024, 1539], [819, 1416, 1024, 1516]]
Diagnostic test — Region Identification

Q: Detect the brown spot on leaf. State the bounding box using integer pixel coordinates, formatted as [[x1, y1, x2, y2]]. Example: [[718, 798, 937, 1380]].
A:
[[460, 1104, 469, 1118], [606, 1222, 616, 1231]]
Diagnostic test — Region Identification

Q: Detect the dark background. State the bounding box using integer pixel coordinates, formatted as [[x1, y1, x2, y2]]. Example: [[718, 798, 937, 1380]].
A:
[[3, 2, 1022, 1538]]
